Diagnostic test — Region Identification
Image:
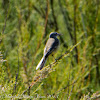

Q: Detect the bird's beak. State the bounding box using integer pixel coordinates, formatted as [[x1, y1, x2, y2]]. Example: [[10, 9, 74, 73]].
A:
[[57, 33, 61, 36]]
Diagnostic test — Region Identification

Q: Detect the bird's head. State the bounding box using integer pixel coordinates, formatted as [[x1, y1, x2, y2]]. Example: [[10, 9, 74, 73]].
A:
[[49, 32, 60, 38]]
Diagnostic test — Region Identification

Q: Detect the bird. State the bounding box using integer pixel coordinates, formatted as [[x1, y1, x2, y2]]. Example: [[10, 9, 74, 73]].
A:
[[36, 32, 60, 70]]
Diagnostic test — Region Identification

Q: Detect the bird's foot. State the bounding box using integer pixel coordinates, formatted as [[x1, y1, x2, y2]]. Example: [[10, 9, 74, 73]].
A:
[[55, 58, 57, 62], [49, 63, 51, 68]]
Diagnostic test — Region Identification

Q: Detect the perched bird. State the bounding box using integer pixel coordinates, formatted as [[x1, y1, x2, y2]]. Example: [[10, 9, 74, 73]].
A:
[[36, 32, 60, 70]]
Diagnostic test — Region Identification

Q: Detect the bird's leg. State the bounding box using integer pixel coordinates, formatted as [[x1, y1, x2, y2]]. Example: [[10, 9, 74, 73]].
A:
[[49, 63, 51, 68], [52, 55, 57, 62]]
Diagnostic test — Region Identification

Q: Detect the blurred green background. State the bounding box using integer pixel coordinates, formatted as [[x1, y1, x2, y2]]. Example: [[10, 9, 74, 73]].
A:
[[0, 0, 100, 99]]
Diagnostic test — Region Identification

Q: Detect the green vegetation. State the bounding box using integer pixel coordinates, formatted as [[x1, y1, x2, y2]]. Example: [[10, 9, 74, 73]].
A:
[[0, 0, 100, 99]]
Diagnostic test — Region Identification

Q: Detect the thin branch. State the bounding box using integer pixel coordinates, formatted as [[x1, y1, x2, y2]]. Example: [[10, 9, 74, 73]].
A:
[[73, 1, 79, 63], [43, 0, 49, 39], [35, 0, 49, 51], [92, 0, 100, 84], [21, 41, 81, 95], [12, 44, 19, 95], [58, 0, 74, 43], [79, 1, 87, 37], [68, 83, 74, 100], [2, 0, 10, 34], [50, 0, 58, 31], [32, 4, 45, 18], [91, 94, 100, 99], [53, 80, 77, 97]]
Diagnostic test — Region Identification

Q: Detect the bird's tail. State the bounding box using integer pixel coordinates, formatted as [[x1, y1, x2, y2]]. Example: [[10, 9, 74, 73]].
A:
[[36, 56, 47, 70]]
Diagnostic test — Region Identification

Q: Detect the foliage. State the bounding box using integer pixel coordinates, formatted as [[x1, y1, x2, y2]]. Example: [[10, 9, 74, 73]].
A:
[[0, 0, 100, 100]]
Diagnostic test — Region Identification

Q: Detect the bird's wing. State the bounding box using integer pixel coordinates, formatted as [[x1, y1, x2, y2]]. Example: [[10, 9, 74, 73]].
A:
[[44, 38, 59, 58]]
